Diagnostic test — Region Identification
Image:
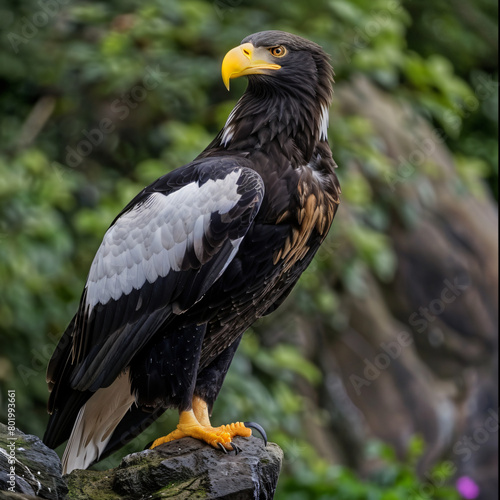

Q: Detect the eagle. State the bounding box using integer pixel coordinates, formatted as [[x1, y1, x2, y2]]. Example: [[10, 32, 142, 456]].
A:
[[43, 30, 340, 474]]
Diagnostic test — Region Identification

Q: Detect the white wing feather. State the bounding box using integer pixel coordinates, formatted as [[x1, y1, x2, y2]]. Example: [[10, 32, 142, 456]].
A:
[[86, 171, 243, 309]]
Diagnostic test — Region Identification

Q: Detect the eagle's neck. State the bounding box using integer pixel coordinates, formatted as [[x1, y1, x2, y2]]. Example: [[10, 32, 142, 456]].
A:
[[198, 77, 339, 224], [203, 83, 331, 170]]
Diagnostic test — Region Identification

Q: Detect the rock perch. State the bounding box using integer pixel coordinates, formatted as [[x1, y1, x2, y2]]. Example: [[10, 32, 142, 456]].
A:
[[1, 425, 283, 499]]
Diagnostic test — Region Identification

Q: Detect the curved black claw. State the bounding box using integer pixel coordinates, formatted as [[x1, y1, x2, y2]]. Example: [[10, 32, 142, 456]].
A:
[[244, 421, 268, 446], [217, 442, 228, 454], [231, 442, 242, 455]]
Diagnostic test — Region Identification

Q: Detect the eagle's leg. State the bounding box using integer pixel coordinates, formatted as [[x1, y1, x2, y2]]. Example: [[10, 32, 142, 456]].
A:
[[149, 395, 250, 451], [150, 335, 253, 451], [192, 394, 251, 450], [149, 407, 232, 449]]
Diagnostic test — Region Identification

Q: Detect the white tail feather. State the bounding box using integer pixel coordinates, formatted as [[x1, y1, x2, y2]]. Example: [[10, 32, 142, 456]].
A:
[[62, 370, 135, 474]]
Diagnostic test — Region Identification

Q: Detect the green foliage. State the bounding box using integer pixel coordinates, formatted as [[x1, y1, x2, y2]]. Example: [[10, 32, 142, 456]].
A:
[[403, 0, 498, 196], [277, 437, 460, 500], [0, 0, 496, 497]]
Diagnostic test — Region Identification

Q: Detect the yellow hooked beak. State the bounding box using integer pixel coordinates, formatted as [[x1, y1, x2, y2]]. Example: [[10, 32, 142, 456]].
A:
[[221, 43, 281, 90]]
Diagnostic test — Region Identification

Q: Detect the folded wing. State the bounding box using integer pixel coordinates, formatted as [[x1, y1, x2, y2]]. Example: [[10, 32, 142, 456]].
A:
[[44, 157, 264, 448]]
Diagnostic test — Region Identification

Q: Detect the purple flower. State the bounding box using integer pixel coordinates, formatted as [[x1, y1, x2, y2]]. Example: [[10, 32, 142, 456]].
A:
[[456, 476, 480, 499]]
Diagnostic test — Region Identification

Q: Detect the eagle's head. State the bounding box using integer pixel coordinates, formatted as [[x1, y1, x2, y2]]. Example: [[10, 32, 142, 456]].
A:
[[217, 31, 334, 160], [222, 30, 333, 104]]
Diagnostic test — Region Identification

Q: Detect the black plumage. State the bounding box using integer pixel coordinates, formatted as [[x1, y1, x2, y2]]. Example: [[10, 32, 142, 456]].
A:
[[43, 30, 341, 474]]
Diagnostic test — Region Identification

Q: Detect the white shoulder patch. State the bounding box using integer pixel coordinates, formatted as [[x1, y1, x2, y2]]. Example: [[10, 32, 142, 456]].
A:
[[86, 170, 243, 309], [319, 104, 329, 141], [220, 99, 242, 147], [221, 124, 234, 147]]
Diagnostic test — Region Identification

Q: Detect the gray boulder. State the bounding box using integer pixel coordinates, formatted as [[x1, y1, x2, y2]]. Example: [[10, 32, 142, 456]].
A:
[[0, 424, 67, 500], [0, 425, 283, 499], [68, 436, 283, 499]]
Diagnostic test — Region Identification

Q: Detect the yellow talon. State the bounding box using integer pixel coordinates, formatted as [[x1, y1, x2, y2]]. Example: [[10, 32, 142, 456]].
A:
[[213, 422, 251, 438], [150, 396, 252, 451]]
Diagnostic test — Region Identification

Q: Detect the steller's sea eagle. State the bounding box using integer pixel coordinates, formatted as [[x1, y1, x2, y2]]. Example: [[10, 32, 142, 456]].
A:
[[43, 30, 341, 474]]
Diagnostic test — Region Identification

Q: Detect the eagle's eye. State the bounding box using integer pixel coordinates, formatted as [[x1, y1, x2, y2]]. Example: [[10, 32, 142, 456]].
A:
[[269, 45, 287, 57]]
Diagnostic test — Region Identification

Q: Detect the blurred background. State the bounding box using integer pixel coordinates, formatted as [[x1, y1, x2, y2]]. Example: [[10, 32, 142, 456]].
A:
[[0, 0, 497, 498]]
